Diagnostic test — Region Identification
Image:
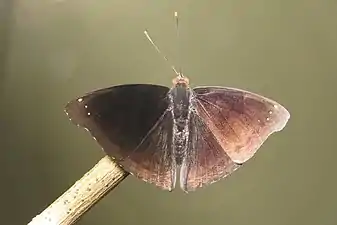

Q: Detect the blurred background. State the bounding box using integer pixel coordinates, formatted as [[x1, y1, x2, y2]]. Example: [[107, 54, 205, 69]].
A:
[[1, 0, 337, 224]]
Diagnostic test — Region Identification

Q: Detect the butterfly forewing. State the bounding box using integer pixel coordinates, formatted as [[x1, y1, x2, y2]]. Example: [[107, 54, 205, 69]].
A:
[[193, 87, 290, 164], [180, 112, 240, 192], [65, 84, 176, 190]]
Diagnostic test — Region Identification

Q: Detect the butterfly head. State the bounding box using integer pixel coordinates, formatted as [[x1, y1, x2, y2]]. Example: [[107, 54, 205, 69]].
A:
[[172, 75, 189, 88]]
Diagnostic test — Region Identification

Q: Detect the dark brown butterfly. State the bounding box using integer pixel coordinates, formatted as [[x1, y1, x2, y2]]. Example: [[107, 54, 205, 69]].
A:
[[65, 74, 289, 192], [65, 13, 290, 192]]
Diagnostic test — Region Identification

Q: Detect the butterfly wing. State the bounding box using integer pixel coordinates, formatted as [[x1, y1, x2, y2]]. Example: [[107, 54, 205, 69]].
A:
[[65, 84, 176, 190], [180, 112, 241, 192], [124, 110, 176, 190], [192, 87, 290, 164]]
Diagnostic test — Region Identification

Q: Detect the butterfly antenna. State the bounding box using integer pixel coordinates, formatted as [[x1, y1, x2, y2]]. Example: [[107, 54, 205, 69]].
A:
[[144, 30, 181, 78], [174, 11, 184, 78]]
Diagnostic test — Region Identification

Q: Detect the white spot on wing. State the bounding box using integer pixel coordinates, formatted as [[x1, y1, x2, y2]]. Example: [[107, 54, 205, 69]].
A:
[[77, 98, 83, 102]]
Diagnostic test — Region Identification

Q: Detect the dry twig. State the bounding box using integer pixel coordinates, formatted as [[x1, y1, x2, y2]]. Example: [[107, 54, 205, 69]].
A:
[[28, 156, 128, 225]]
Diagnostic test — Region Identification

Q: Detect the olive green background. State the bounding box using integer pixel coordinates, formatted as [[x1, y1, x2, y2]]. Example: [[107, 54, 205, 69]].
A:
[[1, 0, 337, 225]]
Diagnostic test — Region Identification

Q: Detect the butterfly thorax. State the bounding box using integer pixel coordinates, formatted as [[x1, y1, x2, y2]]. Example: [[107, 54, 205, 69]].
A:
[[169, 82, 192, 164]]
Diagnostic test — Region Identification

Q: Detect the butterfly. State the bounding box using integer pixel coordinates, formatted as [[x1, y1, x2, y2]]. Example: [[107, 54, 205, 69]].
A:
[[65, 73, 289, 192], [65, 13, 290, 192]]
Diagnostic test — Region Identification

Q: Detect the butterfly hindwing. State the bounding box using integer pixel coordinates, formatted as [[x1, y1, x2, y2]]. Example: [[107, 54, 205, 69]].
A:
[[180, 111, 240, 192], [65, 84, 176, 190], [125, 110, 176, 190], [193, 86, 290, 164]]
